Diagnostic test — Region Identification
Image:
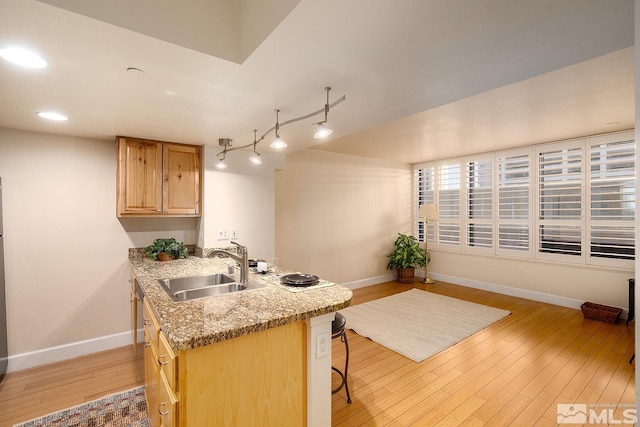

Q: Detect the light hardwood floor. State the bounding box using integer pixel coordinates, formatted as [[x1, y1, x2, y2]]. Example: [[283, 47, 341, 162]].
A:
[[0, 280, 634, 426]]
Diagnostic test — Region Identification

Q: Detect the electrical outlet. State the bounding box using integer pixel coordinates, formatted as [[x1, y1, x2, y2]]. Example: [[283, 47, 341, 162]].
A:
[[316, 332, 329, 358], [217, 229, 228, 240], [230, 229, 238, 239], [519, 266, 525, 275]]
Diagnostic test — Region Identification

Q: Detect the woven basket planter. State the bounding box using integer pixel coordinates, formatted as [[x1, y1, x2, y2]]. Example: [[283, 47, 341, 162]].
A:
[[156, 252, 174, 261], [580, 302, 622, 323], [396, 267, 415, 284]]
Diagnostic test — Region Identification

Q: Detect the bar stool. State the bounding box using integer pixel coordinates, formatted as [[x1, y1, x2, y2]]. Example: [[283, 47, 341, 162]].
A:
[[332, 312, 352, 403]]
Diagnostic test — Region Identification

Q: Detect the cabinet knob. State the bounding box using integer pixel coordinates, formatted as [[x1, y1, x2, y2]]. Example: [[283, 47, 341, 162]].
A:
[[158, 402, 170, 416], [144, 341, 151, 348], [158, 354, 170, 365], [143, 319, 151, 326]]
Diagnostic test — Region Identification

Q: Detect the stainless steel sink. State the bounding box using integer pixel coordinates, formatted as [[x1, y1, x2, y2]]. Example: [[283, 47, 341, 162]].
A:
[[159, 273, 235, 292], [157, 274, 265, 302]]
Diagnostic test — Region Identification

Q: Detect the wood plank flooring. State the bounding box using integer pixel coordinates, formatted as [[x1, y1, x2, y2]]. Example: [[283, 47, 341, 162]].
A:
[[0, 344, 143, 426], [331, 281, 635, 426], [0, 280, 634, 426]]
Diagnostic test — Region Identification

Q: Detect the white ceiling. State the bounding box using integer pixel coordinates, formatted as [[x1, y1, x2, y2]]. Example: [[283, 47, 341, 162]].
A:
[[0, 0, 634, 164]]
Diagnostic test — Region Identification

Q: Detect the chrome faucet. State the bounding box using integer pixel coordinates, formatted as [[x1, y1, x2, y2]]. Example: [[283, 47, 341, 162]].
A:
[[206, 241, 249, 284]]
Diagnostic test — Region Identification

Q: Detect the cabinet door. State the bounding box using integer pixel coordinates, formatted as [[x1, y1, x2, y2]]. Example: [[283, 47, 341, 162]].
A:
[[158, 332, 177, 392], [144, 328, 160, 427], [117, 137, 163, 216], [162, 143, 201, 216], [157, 371, 178, 427]]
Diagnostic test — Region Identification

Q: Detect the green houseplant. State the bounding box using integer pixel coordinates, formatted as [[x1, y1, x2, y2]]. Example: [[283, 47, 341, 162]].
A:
[[145, 238, 188, 261], [386, 233, 426, 283]]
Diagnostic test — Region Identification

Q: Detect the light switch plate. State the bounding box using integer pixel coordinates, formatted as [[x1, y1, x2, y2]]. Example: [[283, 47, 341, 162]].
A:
[[217, 229, 228, 240]]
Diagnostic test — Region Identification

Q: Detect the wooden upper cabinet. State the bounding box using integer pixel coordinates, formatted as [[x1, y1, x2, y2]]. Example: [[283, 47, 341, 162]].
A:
[[117, 136, 202, 217], [163, 143, 201, 216]]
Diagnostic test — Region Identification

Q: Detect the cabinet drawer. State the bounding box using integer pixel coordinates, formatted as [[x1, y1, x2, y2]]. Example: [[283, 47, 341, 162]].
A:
[[142, 298, 159, 350], [158, 332, 178, 393], [158, 370, 178, 427]]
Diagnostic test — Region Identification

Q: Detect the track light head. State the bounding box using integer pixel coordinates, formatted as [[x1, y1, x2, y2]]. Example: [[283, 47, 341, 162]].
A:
[[313, 122, 333, 139]]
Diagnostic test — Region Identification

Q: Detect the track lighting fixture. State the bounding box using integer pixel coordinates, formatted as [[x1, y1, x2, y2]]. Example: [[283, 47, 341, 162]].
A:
[[249, 130, 263, 165], [270, 110, 287, 149], [215, 138, 231, 169], [216, 87, 345, 168], [215, 157, 228, 169], [313, 87, 334, 139]]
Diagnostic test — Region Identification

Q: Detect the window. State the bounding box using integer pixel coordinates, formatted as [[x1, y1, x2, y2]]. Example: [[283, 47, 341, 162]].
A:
[[536, 141, 584, 262], [437, 162, 461, 248], [466, 157, 493, 251], [415, 166, 435, 244], [497, 150, 531, 256], [413, 130, 635, 269], [588, 134, 635, 267]]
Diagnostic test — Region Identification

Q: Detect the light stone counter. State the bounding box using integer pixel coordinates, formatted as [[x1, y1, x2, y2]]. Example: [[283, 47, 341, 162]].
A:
[[129, 249, 353, 352]]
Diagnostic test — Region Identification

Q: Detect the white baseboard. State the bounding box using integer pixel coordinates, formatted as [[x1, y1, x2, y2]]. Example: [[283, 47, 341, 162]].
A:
[[425, 271, 629, 319], [7, 329, 144, 373], [342, 273, 396, 290], [429, 272, 584, 309]]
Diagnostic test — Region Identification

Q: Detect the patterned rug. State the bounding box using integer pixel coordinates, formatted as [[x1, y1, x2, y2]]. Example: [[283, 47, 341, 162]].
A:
[[13, 386, 149, 427]]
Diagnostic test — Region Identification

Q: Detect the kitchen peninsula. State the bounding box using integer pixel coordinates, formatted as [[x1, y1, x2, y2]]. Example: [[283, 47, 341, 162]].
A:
[[129, 249, 353, 427]]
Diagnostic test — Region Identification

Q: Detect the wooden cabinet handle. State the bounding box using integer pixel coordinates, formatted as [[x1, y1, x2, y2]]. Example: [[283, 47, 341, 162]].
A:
[[143, 319, 151, 326], [144, 341, 151, 348], [158, 354, 170, 365], [158, 402, 170, 416]]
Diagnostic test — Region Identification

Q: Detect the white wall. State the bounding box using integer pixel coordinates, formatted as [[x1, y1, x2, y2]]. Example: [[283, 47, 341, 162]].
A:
[[199, 145, 284, 260], [275, 149, 412, 285], [431, 252, 632, 310], [0, 128, 198, 370]]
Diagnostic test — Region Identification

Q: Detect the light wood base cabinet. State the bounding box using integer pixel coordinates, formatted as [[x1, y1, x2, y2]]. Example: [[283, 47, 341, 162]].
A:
[[143, 299, 162, 427], [143, 297, 305, 427]]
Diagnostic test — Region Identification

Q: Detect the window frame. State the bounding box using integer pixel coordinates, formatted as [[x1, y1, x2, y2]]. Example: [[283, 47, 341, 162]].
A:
[[412, 129, 635, 270], [586, 132, 636, 268], [534, 138, 586, 265]]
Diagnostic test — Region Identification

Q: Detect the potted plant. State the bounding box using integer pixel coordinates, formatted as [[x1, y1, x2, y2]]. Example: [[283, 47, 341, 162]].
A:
[[386, 233, 426, 283], [144, 238, 188, 261]]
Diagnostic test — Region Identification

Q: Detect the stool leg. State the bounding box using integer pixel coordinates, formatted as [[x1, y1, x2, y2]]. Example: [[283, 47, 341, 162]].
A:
[[342, 331, 352, 403]]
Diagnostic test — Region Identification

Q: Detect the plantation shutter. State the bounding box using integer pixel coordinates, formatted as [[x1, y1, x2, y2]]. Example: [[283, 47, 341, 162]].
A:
[[536, 141, 584, 263], [588, 133, 635, 267], [497, 150, 531, 257], [437, 162, 461, 248], [415, 165, 436, 245], [466, 157, 493, 251]]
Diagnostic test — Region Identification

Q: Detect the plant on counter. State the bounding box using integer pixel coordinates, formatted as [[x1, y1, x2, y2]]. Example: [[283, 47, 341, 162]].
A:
[[145, 238, 188, 261], [386, 233, 426, 283]]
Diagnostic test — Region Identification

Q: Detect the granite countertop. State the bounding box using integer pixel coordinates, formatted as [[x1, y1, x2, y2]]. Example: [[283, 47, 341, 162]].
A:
[[129, 250, 353, 352]]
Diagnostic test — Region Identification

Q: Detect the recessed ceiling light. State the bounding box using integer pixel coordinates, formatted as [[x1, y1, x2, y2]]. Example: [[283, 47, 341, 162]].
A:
[[37, 112, 68, 121], [0, 47, 47, 68]]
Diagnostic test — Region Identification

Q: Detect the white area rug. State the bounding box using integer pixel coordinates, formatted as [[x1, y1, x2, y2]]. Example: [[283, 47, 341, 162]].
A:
[[339, 289, 511, 362]]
